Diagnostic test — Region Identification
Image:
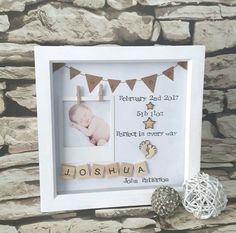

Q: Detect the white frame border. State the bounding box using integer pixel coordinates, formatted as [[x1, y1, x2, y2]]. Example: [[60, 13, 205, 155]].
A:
[[34, 46, 205, 212]]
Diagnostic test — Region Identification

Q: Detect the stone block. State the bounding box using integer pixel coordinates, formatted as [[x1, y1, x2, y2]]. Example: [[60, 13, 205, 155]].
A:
[[160, 20, 190, 42], [201, 169, 229, 181], [220, 5, 236, 18], [217, 115, 236, 138], [107, 0, 137, 10], [95, 206, 154, 218], [0, 67, 35, 80], [6, 3, 154, 45], [0, 43, 35, 64], [187, 225, 236, 233], [205, 54, 236, 89], [122, 217, 156, 229], [0, 15, 10, 32], [150, 21, 161, 42], [155, 5, 221, 20], [203, 90, 224, 114], [0, 151, 38, 169], [0, 198, 45, 220], [0, 225, 18, 233], [0, 166, 39, 201], [201, 138, 236, 162], [159, 204, 236, 230], [194, 20, 236, 53], [19, 218, 122, 233], [226, 89, 236, 110], [73, 0, 105, 9], [138, 0, 236, 6], [0, 0, 44, 12], [6, 84, 36, 112], [201, 121, 217, 139], [201, 163, 234, 169], [0, 117, 38, 154]]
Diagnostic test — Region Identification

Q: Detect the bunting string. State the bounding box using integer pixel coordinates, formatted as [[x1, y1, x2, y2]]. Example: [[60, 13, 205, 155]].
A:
[[52, 62, 188, 93]]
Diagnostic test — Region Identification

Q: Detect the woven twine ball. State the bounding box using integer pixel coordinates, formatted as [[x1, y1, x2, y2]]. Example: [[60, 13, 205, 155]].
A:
[[183, 172, 228, 219], [151, 186, 181, 217]]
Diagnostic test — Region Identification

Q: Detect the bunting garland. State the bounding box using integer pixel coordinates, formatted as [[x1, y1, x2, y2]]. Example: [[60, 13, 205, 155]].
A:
[[126, 79, 136, 91], [178, 61, 188, 70], [70, 67, 81, 79], [108, 79, 121, 93], [53, 62, 188, 93], [85, 74, 103, 92], [163, 66, 174, 81], [141, 74, 157, 93], [52, 63, 64, 72]]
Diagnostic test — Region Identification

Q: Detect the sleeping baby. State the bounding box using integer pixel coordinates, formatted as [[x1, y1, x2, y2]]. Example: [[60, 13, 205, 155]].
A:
[[69, 104, 110, 146]]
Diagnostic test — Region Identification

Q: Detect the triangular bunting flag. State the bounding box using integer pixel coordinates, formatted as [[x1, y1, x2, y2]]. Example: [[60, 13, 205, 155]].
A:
[[108, 79, 121, 93], [178, 61, 188, 70], [126, 79, 136, 91], [141, 74, 157, 93], [163, 66, 174, 81], [52, 63, 64, 72], [70, 67, 80, 79], [86, 74, 102, 92]]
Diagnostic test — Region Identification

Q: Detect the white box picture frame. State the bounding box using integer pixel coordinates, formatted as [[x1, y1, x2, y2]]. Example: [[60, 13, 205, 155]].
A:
[[35, 46, 205, 212]]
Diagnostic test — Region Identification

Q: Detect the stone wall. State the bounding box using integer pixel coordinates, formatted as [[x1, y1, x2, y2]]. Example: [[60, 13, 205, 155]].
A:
[[0, 0, 236, 232]]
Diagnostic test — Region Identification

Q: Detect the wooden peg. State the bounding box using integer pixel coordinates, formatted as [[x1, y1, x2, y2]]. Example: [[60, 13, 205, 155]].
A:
[[98, 84, 103, 101], [76, 85, 81, 105]]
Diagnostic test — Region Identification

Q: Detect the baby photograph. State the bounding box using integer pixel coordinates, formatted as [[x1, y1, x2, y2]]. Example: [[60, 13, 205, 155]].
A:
[[64, 101, 110, 147]]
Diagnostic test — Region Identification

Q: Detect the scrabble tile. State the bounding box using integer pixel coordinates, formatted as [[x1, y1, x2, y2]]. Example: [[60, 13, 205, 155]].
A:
[[91, 164, 105, 178], [106, 163, 120, 178], [76, 164, 90, 179], [134, 161, 149, 177], [120, 162, 134, 177], [61, 165, 76, 180]]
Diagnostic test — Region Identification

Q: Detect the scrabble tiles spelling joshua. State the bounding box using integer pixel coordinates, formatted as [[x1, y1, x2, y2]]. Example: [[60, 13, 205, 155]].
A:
[[91, 164, 105, 178], [120, 162, 134, 177], [76, 164, 90, 179], [106, 163, 120, 178], [61, 161, 149, 179], [61, 165, 76, 179], [134, 161, 149, 177]]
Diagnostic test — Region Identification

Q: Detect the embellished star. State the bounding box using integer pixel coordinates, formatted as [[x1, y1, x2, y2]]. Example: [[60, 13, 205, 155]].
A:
[[143, 117, 156, 129], [146, 102, 155, 110]]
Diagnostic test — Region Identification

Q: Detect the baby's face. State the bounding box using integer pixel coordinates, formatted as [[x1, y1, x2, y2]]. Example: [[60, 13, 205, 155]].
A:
[[73, 107, 93, 127]]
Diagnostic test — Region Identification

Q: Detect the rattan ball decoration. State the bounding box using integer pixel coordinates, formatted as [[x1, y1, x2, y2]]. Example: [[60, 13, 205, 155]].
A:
[[183, 172, 228, 219], [151, 186, 181, 217]]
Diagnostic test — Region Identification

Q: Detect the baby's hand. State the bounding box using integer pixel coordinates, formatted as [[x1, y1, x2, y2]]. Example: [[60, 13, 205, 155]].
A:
[[90, 138, 96, 145], [70, 122, 83, 131]]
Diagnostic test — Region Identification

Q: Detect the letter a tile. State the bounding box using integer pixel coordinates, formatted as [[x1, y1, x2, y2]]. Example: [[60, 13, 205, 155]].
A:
[[134, 161, 149, 177]]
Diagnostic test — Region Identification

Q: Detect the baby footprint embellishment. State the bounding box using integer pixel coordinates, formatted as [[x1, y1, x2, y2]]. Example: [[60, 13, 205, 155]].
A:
[[139, 140, 157, 159], [146, 144, 157, 159], [139, 140, 150, 157]]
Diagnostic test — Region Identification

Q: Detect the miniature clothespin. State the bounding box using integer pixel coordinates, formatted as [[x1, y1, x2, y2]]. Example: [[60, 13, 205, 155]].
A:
[[77, 85, 81, 105], [98, 84, 103, 101]]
